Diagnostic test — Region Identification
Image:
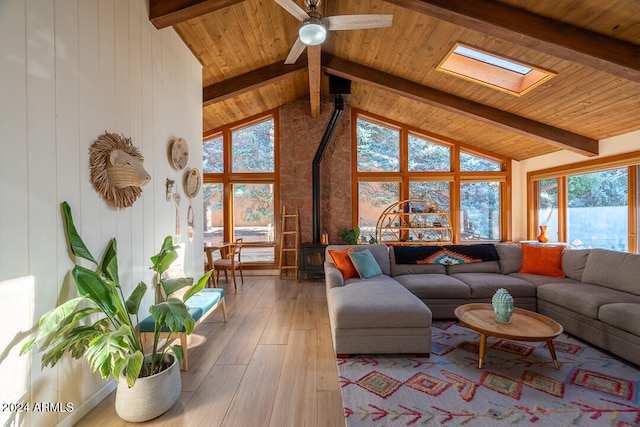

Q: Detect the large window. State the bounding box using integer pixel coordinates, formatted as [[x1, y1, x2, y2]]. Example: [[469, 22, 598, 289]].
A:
[[353, 111, 509, 242], [203, 112, 279, 264], [356, 118, 400, 172], [529, 152, 640, 252], [567, 169, 628, 251]]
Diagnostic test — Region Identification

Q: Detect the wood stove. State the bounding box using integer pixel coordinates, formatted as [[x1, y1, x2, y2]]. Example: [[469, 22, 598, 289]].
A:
[[299, 243, 327, 280]]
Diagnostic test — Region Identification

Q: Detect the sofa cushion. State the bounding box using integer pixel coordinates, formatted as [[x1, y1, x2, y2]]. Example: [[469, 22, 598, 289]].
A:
[[562, 249, 591, 281], [446, 260, 500, 275], [327, 244, 391, 276], [450, 273, 536, 298], [508, 273, 580, 287], [327, 247, 358, 280], [598, 303, 640, 336], [582, 249, 640, 296], [519, 244, 565, 277], [348, 249, 383, 279], [328, 277, 431, 329], [394, 274, 471, 299], [495, 243, 522, 274], [537, 282, 640, 319], [389, 246, 446, 276]]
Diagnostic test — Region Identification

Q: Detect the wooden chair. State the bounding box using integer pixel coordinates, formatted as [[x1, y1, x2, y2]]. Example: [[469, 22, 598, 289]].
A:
[[204, 260, 217, 288], [214, 238, 244, 289]]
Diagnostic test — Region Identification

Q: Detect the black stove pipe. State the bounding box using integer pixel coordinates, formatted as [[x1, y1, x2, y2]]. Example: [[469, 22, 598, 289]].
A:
[[312, 96, 344, 243]]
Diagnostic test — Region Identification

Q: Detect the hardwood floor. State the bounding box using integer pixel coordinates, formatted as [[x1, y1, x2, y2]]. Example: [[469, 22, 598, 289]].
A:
[[75, 276, 345, 427]]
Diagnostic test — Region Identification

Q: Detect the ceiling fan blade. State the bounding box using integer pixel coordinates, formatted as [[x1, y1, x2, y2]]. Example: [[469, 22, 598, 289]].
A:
[[285, 38, 307, 64], [325, 14, 393, 31], [273, 0, 310, 22]]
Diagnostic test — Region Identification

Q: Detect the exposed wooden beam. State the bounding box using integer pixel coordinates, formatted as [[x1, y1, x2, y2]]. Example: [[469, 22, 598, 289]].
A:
[[383, 0, 640, 83], [322, 54, 599, 156], [149, 0, 245, 29], [307, 46, 322, 118], [203, 58, 308, 106]]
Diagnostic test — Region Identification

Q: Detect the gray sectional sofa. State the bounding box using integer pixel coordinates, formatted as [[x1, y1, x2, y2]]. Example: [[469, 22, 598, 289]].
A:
[[324, 243, 640, 366]]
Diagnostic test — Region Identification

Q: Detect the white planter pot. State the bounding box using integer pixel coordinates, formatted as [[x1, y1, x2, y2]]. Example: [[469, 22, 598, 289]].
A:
[[115, 353, 182, 422]]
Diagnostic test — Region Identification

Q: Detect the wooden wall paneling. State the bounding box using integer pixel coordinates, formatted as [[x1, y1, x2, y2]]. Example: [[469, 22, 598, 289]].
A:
[[78, 0, 107, 401], [2, 1, 205, 423], [0, 2, 31, 425], [129, 0, 146, 288], [98, 0, 118, 270], [115, 0, 135, 297], [189, 47, 206, 277], [151, 29, 166, 252], [25, 1, 59, 426], [54, 0, 84, 422], [140, 7, 156, 319]]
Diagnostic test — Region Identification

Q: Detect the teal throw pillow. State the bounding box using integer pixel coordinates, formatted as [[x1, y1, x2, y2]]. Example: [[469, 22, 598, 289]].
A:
[[348, 249, 383, 279]]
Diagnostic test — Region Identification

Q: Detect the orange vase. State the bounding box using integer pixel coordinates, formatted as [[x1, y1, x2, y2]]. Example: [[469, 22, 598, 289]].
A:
[[537, 225, 550, 243]]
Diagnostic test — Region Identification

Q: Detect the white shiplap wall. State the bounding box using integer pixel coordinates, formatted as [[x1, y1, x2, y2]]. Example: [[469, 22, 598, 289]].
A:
[[0, 1, 203, 425]]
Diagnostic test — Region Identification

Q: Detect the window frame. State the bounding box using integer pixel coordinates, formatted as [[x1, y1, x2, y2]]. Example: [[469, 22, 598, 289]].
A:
[[352, 109, 511, 242], [203, 109, 280, 268], [527, 150, 640, 252]]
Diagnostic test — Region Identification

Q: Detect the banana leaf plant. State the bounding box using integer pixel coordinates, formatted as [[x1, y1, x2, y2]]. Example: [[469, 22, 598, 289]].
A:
[[21, 201, 212, 387]]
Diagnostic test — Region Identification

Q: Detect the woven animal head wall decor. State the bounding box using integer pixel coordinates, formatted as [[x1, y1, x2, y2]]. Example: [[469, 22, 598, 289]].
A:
[[89, 132, 151, 208]]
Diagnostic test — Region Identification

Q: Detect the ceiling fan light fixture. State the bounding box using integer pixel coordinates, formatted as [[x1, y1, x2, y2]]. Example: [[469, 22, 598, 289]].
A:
[[299, 17, 326, 45]]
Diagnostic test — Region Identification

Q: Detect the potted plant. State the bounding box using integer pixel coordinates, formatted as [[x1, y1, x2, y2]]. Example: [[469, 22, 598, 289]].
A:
[[340, 225, 360, 245], [21, 202, 211, 422]]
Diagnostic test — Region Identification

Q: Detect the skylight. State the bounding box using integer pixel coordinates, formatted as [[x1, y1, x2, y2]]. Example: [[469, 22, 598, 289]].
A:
[[437, 43, 555, 96], [453, 45, 532, 75]]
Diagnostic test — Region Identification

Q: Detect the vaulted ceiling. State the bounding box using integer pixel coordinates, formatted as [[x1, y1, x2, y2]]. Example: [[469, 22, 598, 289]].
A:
[[149, 0, 640, 160]]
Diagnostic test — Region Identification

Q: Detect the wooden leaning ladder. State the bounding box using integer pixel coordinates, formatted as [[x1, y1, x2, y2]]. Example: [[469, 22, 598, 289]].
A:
[[279, 205, 299, 279]]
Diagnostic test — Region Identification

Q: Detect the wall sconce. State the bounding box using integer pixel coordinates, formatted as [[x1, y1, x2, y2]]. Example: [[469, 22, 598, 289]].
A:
[[165, 179, 175, 202]]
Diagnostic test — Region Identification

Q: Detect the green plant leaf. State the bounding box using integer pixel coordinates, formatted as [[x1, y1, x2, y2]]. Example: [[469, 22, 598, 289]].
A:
[[20, 297, 85, 356], [122, 350, 144, 388], [125, 281, 147, 315], [40, 325, 103, 368], [101, 239, 119, 286], [150, 298, 195, 334], [150, 236, 179, 276], [85, 324, 136, 381], [161, 277, 193, 297], [154, 250, 178, 277], [72, 266, 119, 319], [170, 345, 184, 366], [37, 306, 102, 351], [61, 201, 98, 266], [182, 271, 211, 302], [160, 235, 175, 252]]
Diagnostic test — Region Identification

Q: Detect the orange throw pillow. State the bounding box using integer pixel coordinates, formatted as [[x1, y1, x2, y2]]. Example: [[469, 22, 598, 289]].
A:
[[519, 244, 566, 277], [328, 247, 359, 280]]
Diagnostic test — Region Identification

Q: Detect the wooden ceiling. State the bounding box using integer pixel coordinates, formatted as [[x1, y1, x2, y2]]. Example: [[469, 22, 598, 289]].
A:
[[149, 0, 640, 161]]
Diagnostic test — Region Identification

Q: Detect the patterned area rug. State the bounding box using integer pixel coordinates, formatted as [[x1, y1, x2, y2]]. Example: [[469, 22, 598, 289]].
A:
[[337, 321, 640, 426]]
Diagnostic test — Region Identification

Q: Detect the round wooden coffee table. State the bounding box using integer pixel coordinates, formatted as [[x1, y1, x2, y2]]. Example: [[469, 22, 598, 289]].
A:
[[454, 303, 563, 369]]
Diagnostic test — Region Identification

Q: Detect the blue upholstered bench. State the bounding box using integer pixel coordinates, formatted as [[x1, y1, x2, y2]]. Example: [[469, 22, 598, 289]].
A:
[[139, 288, 227, 370]]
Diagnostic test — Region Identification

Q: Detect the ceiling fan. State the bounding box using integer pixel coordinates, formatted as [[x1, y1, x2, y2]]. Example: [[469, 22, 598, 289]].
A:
[[274, 0, 393, 117], [274, 0, 393, 64]]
